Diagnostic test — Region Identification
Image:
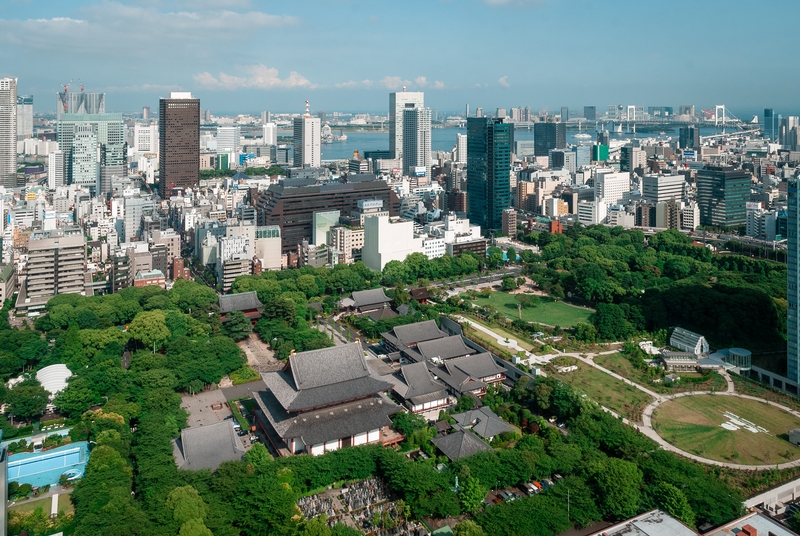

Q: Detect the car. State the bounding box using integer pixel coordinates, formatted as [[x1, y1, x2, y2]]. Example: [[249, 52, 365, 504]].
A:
[[250, 435, 259, 442], [532, 482, 543, 491], [237, 430, 247, 436], [548, 417, 557, 423], [224, 415, 234, 420]]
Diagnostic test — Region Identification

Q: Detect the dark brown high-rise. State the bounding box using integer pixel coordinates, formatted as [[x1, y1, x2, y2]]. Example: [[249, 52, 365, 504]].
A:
[[159, 92, 199, 197]]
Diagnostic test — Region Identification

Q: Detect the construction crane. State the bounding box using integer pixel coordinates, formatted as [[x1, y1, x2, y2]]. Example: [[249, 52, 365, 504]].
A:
[[58, 79, 73, 112]]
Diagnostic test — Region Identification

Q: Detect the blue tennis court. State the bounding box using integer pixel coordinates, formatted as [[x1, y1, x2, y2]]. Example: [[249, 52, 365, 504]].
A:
[[8, 442, 88, 488]]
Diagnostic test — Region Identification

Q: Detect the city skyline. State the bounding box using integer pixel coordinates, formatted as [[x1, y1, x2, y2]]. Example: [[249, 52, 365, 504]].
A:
[[1, 0, 799, 114]]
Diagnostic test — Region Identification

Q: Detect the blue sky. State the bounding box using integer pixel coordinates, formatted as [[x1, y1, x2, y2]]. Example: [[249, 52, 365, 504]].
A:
[[0, 0, 797, 116]]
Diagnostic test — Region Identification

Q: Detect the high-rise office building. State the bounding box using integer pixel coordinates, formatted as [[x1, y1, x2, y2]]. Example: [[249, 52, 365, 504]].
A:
[[642, 174, 687, 204], [134, 124, 158, 154], [696, 166, 750, 228], [679, 126, 700, 149], [597, 130, 610, 147], [261, 111, 271, 124], [533, 122, 566, 157], [57, 113, 126, 194], [142, 105, 150, 120], [402, 107, 431, 178], [456, 133, 467, 164], [475, 107, 483, 118], [764, 109, 775, 141], [47, 150, 64, 189], [16, 95, 33, 140], [620, 146, 646, 172], [263, 123, 277, 146], [466, 117, 512, 231], [56, 91, 105, 120], [389, 90, 424, 159], [561, 107, 569, 122], [23, 231, 86, 311], [159, 92, 200, 197], [788, 176, 800, 384], [293, 101, 321, 168], [0, 78, 16, 188], [780, 116, 800, 149], [584, 106, 596, 121], [502, 208, 517, 237], [216, 126, 241, 152]]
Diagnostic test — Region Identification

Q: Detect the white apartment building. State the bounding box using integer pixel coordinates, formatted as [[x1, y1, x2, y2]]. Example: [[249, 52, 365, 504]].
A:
[[263, 123, 277, 146], [593, 170, 630, 205], [456, 133, 467, 164], [577, 199, 608, 225], [682, 202, 700, 231], [134, 124, 158, 154], [389, 90, 424, 159], [0, 78, 17, 188], [362, 216, 423, 271], [293, 114, 320, 168], [329, 226, 365, 264], [642, 174, 687, 204], [217, 126, 241, 152], [423, 237, 446, 259], [48, 150, 65, 189], [402, 107, 431, 178]]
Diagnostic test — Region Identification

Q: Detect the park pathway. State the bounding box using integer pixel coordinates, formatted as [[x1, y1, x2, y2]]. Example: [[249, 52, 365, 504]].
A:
[[450, 315, 800, 470]]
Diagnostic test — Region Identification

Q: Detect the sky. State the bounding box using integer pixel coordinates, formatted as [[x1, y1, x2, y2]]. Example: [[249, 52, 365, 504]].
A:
[[1, 0, 798, 116]]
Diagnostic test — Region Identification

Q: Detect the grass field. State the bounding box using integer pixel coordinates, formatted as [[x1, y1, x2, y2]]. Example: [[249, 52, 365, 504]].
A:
[[10, 493, 73, 516], [551, 361, 654, 422], [652, 395, 800, 465], [472, 292, 594, 327], [594, 353, 728, 394]]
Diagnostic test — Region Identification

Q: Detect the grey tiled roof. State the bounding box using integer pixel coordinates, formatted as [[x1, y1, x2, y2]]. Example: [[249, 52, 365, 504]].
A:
[[262, 343, 394, 411], [400, 362, 448, 404], [291, 343, 369, 390], [451, 407, 514, 439], [430, 429, 491, 461], [445, 352, 505, 380], [352, 288, 391, 308], [431, 362, 486, 394], [173, 421, 245, 471], [390, 320, 446, 346], [417, 336, 475, 361], [219, 291, 264, 313], [254, 389, 401, 446]]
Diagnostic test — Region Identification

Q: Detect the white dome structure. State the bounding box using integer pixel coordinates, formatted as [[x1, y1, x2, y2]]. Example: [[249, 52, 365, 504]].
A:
[[36, 364, 72, 397]]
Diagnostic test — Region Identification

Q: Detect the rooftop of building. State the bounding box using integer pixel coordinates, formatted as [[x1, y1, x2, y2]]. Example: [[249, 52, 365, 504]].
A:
[[587, 509, 697, 536], [172, 421, 245, 472], [218, 291, 264, 314]]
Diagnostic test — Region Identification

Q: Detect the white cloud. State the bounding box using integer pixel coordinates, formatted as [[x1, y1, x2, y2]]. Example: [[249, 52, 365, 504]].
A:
[[414, 76, 428, 87], [498, 76, 510, 87], [194, 64, 315, 90], [433, 81, 446, 89], [380, 76, 411, 90], [335, 80, 374, 89], [30, 17, 86, 24]]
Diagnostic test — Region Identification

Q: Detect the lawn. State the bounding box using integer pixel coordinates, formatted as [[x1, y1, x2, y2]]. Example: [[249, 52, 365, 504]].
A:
[[594, 353, 728, 394], [652, 395, 800, 465], [10, 493, 73, 516], [550, 361, 654, 422], [472, 292, 594, 327]]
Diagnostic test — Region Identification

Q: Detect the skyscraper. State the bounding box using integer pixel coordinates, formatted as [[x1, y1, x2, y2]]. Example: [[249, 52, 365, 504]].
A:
[[263, 123, 277, 146], [584, 106, 596, 121], [57, 113, 126, 194], [293, 101, 320, 168], [16, 95, 32, 140], [456, 133, 467, 164], [0, 78, 16, 188], [466, 117, 512, 231], [788, 176, 800, 384], [56, 90, 105, 120], [695, 166, 750, 228], [402, 107, 431, 178], [159, 92, 200, 197], [679, 126, 700, 149], [533, 122, 566, 157], [561, 107, 569, 122], [764, 109, 775, 141], [47, 150, 64, 189], [389, 89, 424, 159], [217, 126, 241, 152]]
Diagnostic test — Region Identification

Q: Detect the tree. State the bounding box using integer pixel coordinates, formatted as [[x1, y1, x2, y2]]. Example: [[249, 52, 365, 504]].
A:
[[506, 247, 516, 263], [594, 303, 633, 341], [501, 276, 518, 291], [166, 485, 208, 525], [459, 476, 488, 513], [592, 458, 643, 520], [224, 310, 253, 341], [179, 518, 214, 536], [574, 322, 598, 342], [243, 443, 271, 467], [7, 383, 49, 420], [392, 411, 427, 437], [128, 310, 171, 350], [650, 482, 695, 528], [515, 294, 539, 308], [453, 520, 487, 536]]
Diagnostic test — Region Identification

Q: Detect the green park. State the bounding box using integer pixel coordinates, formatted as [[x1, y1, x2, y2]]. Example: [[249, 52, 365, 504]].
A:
[[652, 395, 800, 465], [471, 292, 594, 327]]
